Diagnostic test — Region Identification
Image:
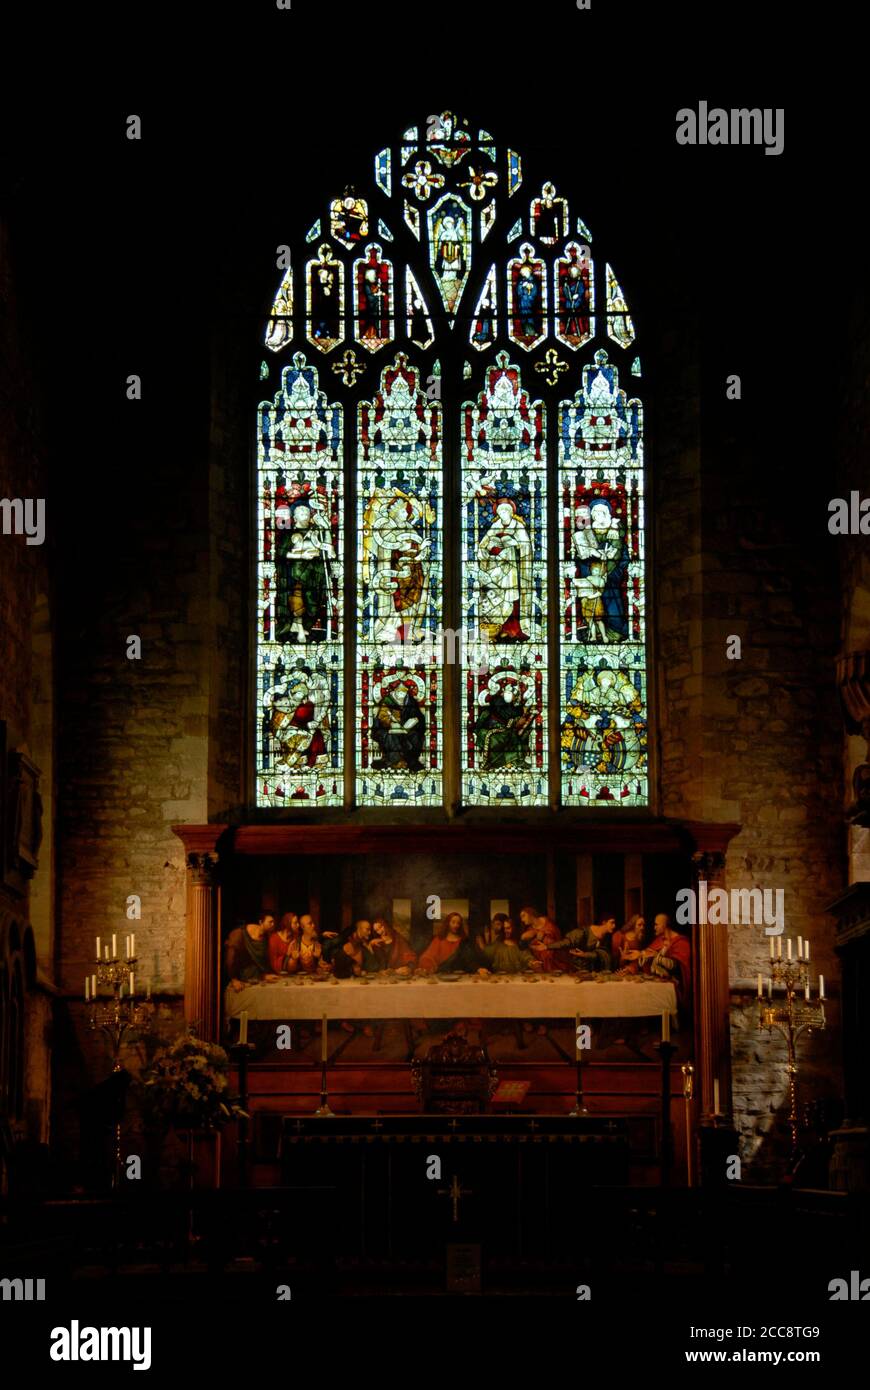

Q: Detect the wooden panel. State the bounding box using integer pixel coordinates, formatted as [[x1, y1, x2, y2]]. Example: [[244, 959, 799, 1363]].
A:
[[174, 821, 710, 858]]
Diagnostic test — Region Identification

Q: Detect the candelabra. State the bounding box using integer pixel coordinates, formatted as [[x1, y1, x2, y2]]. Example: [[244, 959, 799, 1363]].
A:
[[757, 944, 826, 1163], [85, 936, 154, 1188]]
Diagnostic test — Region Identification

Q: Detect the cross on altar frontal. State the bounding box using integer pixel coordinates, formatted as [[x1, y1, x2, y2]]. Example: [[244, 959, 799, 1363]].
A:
[[438, 1174, 472, 1223]]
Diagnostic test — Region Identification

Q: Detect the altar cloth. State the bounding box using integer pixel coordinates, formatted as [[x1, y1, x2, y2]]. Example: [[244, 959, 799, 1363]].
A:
[[224, 973, 677, 1020]]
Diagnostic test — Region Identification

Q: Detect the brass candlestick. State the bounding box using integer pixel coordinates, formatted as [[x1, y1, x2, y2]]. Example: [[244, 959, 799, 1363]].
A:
[[758, 957, 826, 1163], [681, 1062, 695, 1187], [87, 952, 154, 1187], [314, 1059, 335, 1117]]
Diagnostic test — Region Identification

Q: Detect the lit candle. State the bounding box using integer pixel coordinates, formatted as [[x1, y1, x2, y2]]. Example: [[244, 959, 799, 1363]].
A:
[[112, 935, 117, 960], [321, 1012, 328, 1063], [96, 936, 101, 961], [787, 939, 792, 961], [129, 971, 134, 996], [797, 936, 803, 959], [776, 937, 782, 958], [85, 977, 90, 1002], [757, 974, 763, 997], [239, 1011, 248, 1045], [713, 1078, 720, 1115], [819, 975, 825, 1000], [661, 1011, 670, 1042]]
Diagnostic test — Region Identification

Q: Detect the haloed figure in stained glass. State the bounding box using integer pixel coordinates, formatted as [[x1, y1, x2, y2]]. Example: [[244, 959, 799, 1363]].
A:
[[476, 498, 533, 642], [370, 670, 427, 773], [434, 213, 466, 312], [572, 498, 628, 643], [561, 664, 646, 779], [275, 494, 337, 645], [263, 662, 332, 776], [474, 667, 535, 771], [362, 490, 434, 644]]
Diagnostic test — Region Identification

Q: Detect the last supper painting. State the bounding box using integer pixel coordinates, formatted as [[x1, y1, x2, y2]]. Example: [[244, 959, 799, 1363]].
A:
[[2, 20, 868, 1356]]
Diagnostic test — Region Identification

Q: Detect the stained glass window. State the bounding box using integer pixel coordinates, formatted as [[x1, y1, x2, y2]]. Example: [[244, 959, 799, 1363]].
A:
[[255, 110, 648, 812], [352, 242, 394, 354], [356, 356, 443, 807], [265, 265, 293, 353], [461, 354, 547, 807], [305, 244, 344, 354], [558, 350, 646, 805], [256, 354, 343, 807]]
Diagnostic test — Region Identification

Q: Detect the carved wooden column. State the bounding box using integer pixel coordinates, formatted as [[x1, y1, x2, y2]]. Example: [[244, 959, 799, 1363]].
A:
[[173, 826, 227, 1043], [687, 824, 740, 1121]]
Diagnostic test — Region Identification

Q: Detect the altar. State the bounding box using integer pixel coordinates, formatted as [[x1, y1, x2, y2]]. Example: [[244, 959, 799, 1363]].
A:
[[279, 1113, 631, 1260], [225, 972, 678, 1021]]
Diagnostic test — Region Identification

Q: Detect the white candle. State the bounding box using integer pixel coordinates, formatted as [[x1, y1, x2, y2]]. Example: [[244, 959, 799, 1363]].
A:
[[661, 1011, 670, 1042], [797, 936, 803, 959], [776, 937, 782, 958], [321, 1012, 328, 1062], [85, 977, 90, 1001], [96, 936, 101, 961], [125, 935, 130, 959], [129, 971, 134, 996], [787, 939, 792, 961], [104, 946, 109, 960], [757, 974, 763, 997], [819, 975, 825, 1000], [713, 1078, 720, 1115], [805, 982, 810, 1001], [769, 937, 775, 960], [239, 1011, 248, 1045], [112, 935, 117, 960], [768, 977, 772, 998], [805, 941, 810, 962], [130, 933, 135, 958], [91, 974, 97, 997]]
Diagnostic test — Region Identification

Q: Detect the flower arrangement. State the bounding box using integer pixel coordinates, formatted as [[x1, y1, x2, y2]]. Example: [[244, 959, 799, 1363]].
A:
[[143, 1033, 247, 1132]]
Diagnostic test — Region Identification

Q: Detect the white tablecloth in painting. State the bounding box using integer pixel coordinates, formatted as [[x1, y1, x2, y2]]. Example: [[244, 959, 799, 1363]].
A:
[[224, 973, 677, 1021]]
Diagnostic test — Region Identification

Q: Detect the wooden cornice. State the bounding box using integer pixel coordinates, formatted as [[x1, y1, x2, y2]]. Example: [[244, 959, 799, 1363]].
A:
[[171, 824, 228, 857], [171, 819, 741, 858]]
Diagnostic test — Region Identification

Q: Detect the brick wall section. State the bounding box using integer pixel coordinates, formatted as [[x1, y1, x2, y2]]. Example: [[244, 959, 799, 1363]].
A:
[[207, 317, 249, 822], [839, 283, 870, 883], [0, 213, 53, 1145], [0, 216, 48, 747], [652, 287, 845, 1176], [55, 360, 212, 997]]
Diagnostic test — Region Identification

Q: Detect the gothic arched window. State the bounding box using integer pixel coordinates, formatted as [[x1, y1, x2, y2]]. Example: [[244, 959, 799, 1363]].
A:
[[255, 112, 646, 811]]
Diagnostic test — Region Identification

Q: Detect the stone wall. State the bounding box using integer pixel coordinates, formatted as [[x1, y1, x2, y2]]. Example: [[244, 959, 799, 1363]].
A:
[[0, 212, 54, 1151], [651, 239, 846, 1175]]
